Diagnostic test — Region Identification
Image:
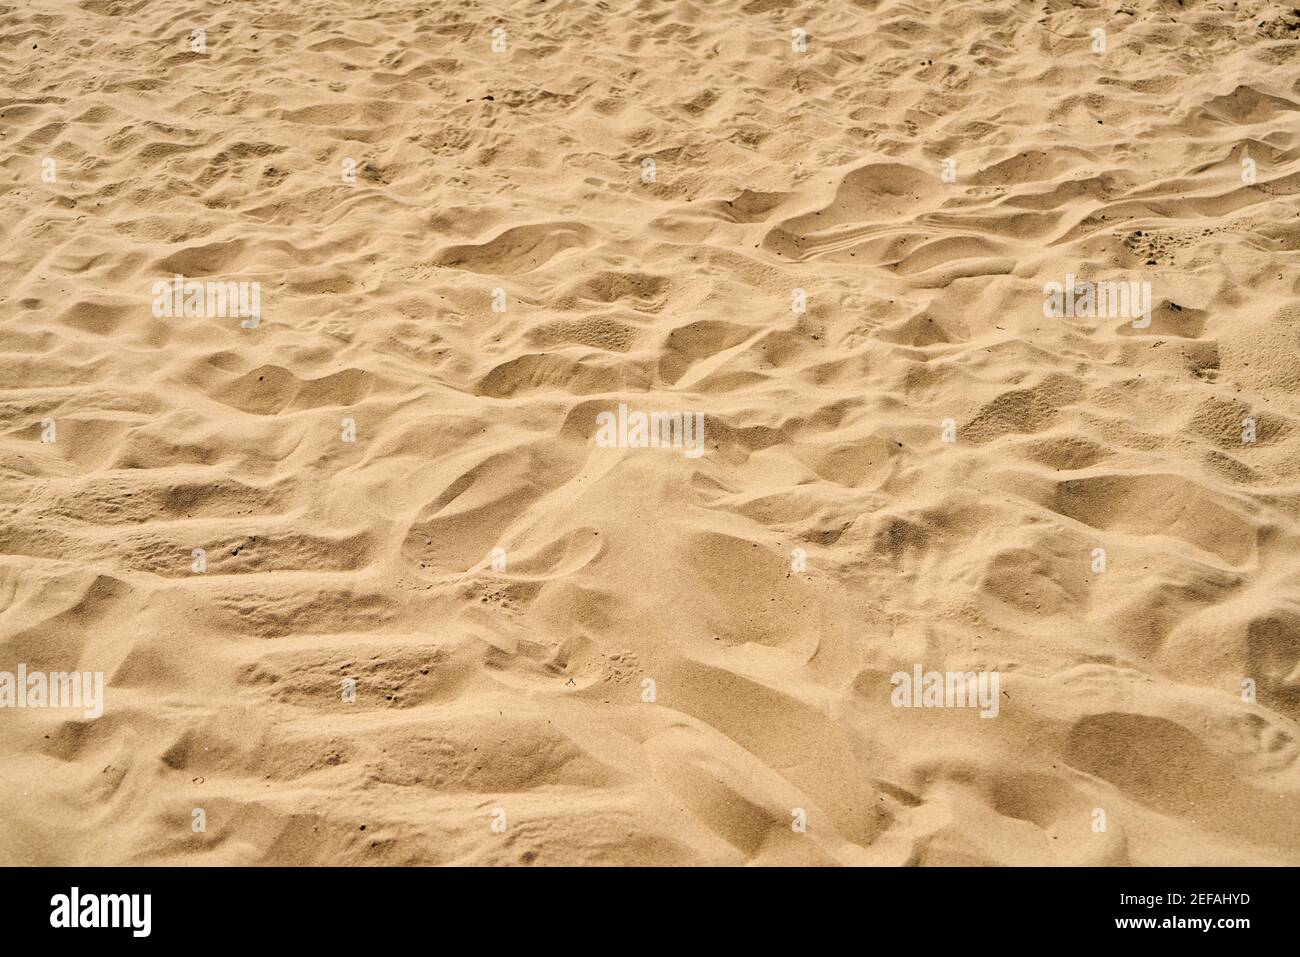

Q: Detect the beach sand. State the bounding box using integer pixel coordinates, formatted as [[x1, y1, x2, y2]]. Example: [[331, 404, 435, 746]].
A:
[[2, 0, 1300, 865]]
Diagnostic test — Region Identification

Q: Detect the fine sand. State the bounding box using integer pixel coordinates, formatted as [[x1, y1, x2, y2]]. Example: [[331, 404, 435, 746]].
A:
[[2, 0, 1300, 865]]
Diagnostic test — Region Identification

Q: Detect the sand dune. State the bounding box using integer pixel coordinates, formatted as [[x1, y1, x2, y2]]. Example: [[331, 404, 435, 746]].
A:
[[2, 0, 1299, 865]]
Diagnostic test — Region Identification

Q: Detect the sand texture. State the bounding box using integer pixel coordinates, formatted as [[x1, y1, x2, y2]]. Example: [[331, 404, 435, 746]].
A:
[[2, 0, 1300, 865]]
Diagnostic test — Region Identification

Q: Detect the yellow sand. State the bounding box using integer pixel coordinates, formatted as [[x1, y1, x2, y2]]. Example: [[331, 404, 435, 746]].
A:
[[2, 0, 1300, 865]]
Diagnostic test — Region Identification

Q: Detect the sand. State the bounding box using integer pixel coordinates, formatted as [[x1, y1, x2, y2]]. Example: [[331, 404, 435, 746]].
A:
[[1, 0, 1299, 866]]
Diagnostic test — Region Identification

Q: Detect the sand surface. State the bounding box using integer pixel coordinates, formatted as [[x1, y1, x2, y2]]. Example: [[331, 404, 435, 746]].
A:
[[2, 0, 1300, 865]]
